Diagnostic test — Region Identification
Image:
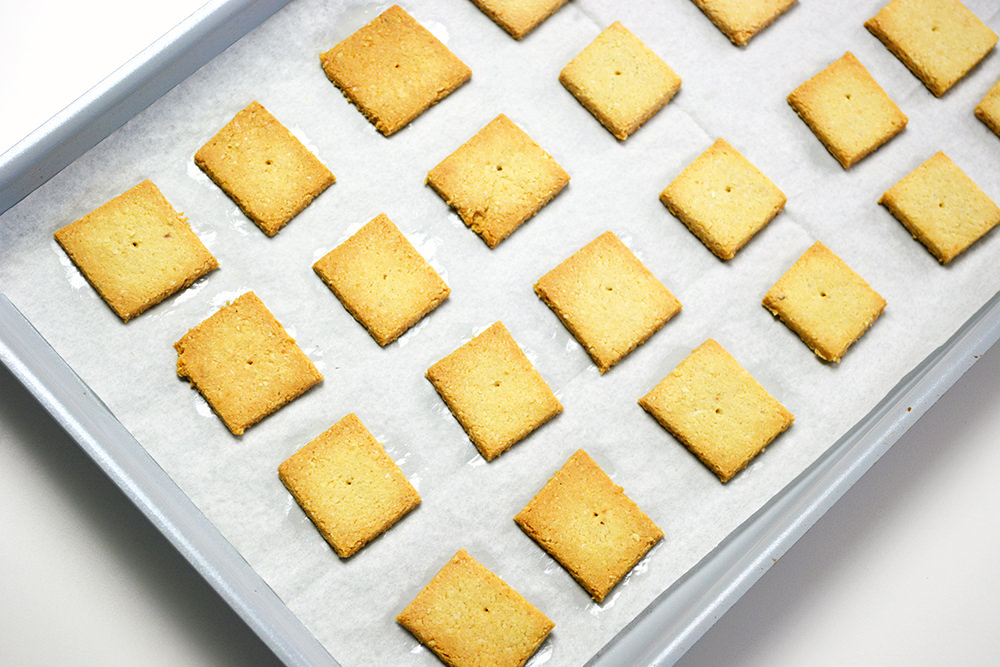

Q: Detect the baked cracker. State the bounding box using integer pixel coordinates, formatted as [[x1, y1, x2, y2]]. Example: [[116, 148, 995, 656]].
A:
[[54, 180, 218, 321], [660, 138, 787, 260], [426, 322, 562, 461], [974, 76, 1000, 137], [194, 101, 335, 236], [534, 231, 682, 373], [469, 0, 569, 40], [427, 114, 569, 247], [787, 52, 908, 168], [320, 5, 471, 136], [879, 151, 1000, 263], [397, 549, 554, 667], [313, 213, 449, 346], [559, 21, 682, 140], [514, 449, 663, 603], [865, 0, 997, 97], [763, 241, 887, 362], [639, 339, 794, 483], [174, 292, 323, 435], [690, 0, 798, 46], [278, 413, 420, 558]]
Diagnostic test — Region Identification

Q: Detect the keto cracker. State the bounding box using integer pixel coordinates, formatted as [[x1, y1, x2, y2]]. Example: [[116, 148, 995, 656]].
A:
[[194, 101, 335, 236], [278, 413, 420, 558], [54, 180, 218, 321], [639, 339, 794, 483], [426, 322, 562, 461], [313, 213, 449, 345], [763, 241, 887, 362], [397, 549, 554, 667], [514, 449, 663, 603], [174, 292, 322, 435]]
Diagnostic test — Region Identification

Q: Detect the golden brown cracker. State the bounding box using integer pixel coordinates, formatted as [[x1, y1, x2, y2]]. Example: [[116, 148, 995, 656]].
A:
[[690, 0, 798, 46], [534, 231, 682, 373], [763, 241, 887, 362], [559, 21, 682, 140], [974, 76, 1000, 137], [174, 292, 322, 435], [53, 180, 217, 321], [426, 322, 562, 461], [194, 101, 334, 236], [469, 0, 569, 39], [879, 151, 1000, 263], [514, 449, 663, 602], [639, 339, 794, 483], [787, 52, 907, 168], [660, 138, 787, 260], [397, 549, 554, 667], [427, 114, 569, 248], [313, 214, 449, 345], [278, 413, 420, 558], [320, 5, 471, 135], [866, 0, 997, 97]]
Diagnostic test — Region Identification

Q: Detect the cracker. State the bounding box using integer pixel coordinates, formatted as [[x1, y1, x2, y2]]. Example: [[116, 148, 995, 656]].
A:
[[426, 114, 570, 247], [879, 151, 1000, 263], [174, 292, 322, 435], [397, 549, 554, 667], [690, 0, 798, 46], [660, 138, 787, 260], [763, 242, 886, 362], [787, 52, 908, 168], [534, 231, 682, 373], [639, 339, 794, 483], [514, 450, 662, 602], [313, 214, 449, 345], [278, 413, 420, 558], [54, 180, 218, 321], [426, 322, 562, 461], [974, 76, 1000, 137], [194, 101, 335, 236], [865, 0, 997, 97], [320, 5, 471, 136], [559, 21, 682, 140], [469, 0, 569, 40]]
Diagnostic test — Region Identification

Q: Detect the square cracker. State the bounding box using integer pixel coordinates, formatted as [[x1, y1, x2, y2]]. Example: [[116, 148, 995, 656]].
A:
[[763, 241, 887, 362], [426, 114, 569, 247], [560, 21, 682, 140], [320, 5, 471, 136], [174, 292, 322, 435], [879, 151, 1000, 264], [534, 231, 682, 373], [974, 76, 1000, 137], [313, 214, 449, 346], [194, 101, 335, 236], [278, 413, 420, 558], [865, 0, 997, 97], [426, 322, 562, 461], [469, 0, 569, 40], [514, 449, 663, 602], [54, 180, 218, 322], [660, 138, 787, 260], [690, 0, 798, 46], [397, 549, 554, 667], [787, 52, 908, 168], [639, 339, 794, 483]]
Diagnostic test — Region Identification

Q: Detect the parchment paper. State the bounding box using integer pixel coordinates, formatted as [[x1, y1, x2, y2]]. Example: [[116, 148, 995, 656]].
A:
[[2, 1, 1000, 664]]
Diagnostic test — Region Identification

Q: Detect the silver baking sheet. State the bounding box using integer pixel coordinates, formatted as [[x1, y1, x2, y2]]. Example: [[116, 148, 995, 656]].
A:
[[2, 1, 1000, 665]]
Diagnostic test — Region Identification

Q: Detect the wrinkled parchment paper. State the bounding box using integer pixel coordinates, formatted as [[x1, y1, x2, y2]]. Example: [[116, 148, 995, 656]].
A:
[[2, 1, 999, 664]]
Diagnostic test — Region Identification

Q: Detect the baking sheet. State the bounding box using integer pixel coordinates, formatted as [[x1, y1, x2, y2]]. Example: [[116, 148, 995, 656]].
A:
[[1, 1, 999, 665]]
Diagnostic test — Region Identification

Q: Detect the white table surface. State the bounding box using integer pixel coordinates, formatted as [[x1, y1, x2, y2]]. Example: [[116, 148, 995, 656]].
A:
[[2, 2, 999, 665]]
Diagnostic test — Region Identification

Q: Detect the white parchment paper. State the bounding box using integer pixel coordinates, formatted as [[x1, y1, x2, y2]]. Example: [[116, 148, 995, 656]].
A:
[[2, 1, 1000, 664]]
